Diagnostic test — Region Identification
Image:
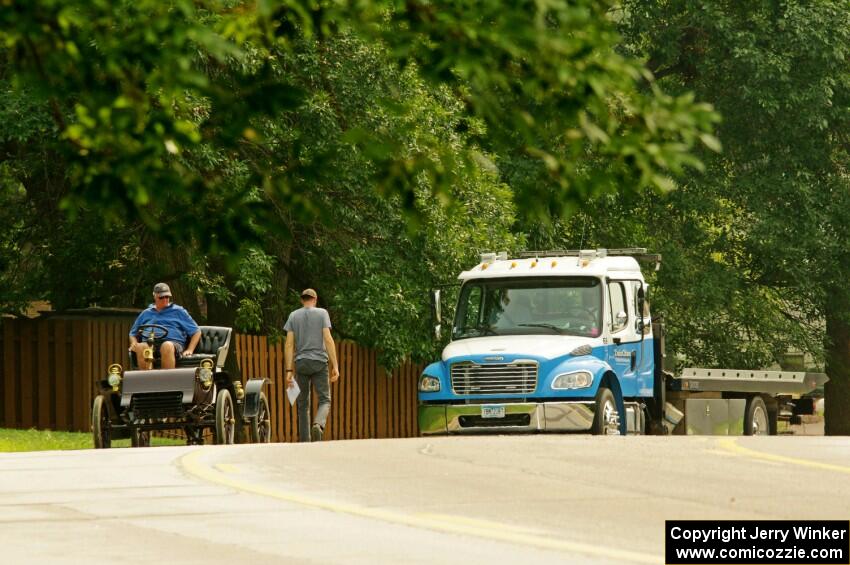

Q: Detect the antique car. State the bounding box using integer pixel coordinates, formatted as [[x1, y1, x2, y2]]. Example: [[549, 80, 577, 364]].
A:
[[91, 324, 272, 447]]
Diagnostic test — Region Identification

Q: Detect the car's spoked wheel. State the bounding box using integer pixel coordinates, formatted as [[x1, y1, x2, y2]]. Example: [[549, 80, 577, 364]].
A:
[[215, 389, 235, 445], [250, 392, 272, 443], [92, 395, 112, 449]]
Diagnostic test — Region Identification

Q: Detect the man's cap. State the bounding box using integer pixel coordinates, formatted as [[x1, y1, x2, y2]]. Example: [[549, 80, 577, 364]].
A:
[[300, 288, 317, 299], [153, 282, 172, 297]]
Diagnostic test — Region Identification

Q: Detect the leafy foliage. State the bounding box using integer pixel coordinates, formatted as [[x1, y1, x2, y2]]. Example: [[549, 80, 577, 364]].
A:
[[0, 0, 719, 368], [613, 0, 850, 431], [0, 0, 717, 247]]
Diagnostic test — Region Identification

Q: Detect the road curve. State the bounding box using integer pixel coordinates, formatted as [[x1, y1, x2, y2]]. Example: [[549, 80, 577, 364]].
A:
[[2, 435, 850, 564]]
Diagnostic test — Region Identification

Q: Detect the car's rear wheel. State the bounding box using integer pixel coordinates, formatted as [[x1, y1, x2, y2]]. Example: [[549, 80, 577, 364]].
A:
[[249, 392, 272, 443], [131, 427, 151, 447], [185, 426, 205, 445], [92, 395, 111, 449], [215, 389, 235, 445]]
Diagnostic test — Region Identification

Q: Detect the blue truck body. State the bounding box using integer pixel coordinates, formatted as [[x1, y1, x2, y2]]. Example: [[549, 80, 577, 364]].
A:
[[417, 250, 827, 436]]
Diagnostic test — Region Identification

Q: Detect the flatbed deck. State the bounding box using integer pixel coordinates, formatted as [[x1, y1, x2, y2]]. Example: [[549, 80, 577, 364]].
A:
[[670, 368, 827, 396]]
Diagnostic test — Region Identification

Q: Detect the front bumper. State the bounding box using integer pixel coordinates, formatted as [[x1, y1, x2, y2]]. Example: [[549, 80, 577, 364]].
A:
[[419, 402, 595, 435]]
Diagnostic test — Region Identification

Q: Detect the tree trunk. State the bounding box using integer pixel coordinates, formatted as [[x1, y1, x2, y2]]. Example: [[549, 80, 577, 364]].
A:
[[206, 255, 237, 329], [262, 237, 294, 332], [824, 310, 850, 435]]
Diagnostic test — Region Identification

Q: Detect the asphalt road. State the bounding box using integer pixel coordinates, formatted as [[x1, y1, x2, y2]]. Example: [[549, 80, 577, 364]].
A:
[[2, 435, 849, 564]]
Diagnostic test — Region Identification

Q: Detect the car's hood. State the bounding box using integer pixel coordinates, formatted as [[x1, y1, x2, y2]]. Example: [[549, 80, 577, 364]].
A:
[[442, 334, 602, 362]]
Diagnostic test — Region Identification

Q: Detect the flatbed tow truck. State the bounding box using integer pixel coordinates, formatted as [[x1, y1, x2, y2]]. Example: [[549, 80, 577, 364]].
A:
[[418, 249, 827, 435]]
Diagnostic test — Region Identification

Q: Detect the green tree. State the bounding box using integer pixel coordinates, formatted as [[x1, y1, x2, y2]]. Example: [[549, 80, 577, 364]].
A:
[[1, 0, 720, 368], [0, 0, 717, 247], [616, 0, 850, 433]]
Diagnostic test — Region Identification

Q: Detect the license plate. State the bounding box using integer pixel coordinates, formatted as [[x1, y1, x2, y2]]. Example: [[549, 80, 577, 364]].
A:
[[481, 405, 506, 419]]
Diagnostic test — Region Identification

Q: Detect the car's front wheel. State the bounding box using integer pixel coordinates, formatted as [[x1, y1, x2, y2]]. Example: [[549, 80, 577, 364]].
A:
[[215, 389, 235, 445], [92, 395, 112, 449]]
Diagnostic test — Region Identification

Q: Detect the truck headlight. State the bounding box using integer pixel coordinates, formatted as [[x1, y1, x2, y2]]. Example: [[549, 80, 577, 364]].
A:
[[551, 371, 593, 390], [418, 375, 441, 392]]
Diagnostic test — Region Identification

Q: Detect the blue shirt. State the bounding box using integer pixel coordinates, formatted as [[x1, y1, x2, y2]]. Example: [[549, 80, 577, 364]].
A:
[[129, 304, 200, 346]]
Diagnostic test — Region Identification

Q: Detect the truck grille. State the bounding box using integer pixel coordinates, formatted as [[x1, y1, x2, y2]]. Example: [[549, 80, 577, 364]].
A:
[[130, 392, 185, 420], [451, 361, 538, 395]]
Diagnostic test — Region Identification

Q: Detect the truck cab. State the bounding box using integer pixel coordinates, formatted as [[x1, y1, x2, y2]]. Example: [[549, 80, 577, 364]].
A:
[[418, 249, 658, 436]]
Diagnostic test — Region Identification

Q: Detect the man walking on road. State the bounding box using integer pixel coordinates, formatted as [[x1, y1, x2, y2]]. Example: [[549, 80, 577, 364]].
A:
[[284, 288, 340, 442]]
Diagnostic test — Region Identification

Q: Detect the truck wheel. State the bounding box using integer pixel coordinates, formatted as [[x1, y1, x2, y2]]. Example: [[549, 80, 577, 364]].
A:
[[92, 395, 112, 449], [249, 392, 272, 443], [215, 389, 236, 445], [744, 396, 770, 436], [593, 387, 621, 436]]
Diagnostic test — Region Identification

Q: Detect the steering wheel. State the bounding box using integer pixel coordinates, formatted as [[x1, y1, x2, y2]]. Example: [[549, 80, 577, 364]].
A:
[[563, 307, 597, 327], [136, 324, 169, 343]]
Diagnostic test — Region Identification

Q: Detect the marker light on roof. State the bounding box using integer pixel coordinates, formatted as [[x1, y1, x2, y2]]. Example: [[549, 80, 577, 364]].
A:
[[510, 262, 517, 269]]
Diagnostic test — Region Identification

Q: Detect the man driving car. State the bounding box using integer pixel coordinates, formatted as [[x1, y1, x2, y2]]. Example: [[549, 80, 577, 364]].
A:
[[129, 283, 201, 370]]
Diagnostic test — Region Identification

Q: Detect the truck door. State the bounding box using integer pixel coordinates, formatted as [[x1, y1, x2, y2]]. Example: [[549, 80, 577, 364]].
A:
[[607, 280, 640, 397], [632, 281, 653, 397]]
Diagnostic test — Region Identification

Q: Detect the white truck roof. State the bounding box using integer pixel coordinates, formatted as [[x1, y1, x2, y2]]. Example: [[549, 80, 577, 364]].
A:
[[458, 253, 645, 281]]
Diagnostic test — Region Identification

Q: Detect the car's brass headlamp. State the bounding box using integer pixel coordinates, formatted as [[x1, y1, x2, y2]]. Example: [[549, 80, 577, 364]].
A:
[[196, 359, 214, 390], [107, 363, 123, 390]]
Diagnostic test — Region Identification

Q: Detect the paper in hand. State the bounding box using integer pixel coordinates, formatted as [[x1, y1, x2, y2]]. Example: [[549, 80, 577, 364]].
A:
[[286, 379, 301, 406]]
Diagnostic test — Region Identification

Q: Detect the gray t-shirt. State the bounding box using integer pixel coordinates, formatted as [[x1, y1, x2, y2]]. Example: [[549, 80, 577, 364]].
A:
[[284, 306, 332, 362]]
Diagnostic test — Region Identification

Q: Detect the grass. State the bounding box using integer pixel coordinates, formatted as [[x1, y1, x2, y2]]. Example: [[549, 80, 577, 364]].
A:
[[0, 428, 184, 452]]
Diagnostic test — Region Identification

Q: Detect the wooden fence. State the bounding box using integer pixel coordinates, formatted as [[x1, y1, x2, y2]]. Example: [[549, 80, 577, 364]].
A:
[[0, 316, 423, 441], [234, 334, 422, 442]]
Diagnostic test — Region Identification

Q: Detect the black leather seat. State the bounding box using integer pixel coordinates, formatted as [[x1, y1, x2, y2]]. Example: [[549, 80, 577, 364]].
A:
[[128, 326, 233, 369], [177, 326, 232, 368]]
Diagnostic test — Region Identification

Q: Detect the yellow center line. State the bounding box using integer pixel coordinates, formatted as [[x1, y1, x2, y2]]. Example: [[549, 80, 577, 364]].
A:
[[178, 448, 658, 564], [717, 438, 850, 475], [214, 463, 241, 474], [414, 512, 548, 536]]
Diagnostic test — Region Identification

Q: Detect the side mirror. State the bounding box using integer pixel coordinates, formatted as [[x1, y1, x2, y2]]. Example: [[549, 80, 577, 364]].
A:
[[614, 310, 627, 330], [430, 289, 442, 340]]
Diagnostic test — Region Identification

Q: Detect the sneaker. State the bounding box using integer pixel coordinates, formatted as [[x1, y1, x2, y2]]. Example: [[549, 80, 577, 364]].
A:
[[310, 423, 324, 442]]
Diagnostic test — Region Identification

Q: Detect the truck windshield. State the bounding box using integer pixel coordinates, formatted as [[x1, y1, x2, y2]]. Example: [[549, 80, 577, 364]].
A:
[[453, 277, 603, 339]]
